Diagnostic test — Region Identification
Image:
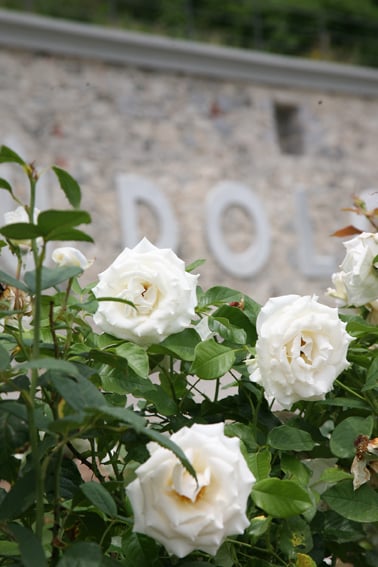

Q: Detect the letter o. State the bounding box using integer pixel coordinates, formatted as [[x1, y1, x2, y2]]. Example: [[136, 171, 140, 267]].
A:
[[206, 181, 270, 278]]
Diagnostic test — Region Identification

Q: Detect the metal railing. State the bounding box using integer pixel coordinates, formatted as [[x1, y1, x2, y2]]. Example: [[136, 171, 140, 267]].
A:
[[1, 0, 378, 67], [1, 7, 378, 97]]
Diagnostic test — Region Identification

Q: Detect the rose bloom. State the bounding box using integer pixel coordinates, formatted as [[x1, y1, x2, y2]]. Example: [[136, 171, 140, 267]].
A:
[[248, 295, 352, 409], [52, 246, 93, 270], [326, 271, 348, 306], [4, 206, 40, 251], [126, 423, 255, 558], [93, 238, 198, 345], [331, 232, 378, 307]]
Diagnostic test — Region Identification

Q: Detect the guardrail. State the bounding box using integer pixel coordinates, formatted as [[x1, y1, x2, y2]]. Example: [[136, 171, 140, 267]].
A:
[[1, 8, 378, 96]]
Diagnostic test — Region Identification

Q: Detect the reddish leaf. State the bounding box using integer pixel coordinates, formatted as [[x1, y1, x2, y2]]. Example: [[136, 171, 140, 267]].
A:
[[331, 225, 362, 237]]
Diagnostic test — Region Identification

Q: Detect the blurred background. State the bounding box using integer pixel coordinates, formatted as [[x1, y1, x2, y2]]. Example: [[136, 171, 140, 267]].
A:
[[2, 0, 378, 67], [0, 1, 378, 304]]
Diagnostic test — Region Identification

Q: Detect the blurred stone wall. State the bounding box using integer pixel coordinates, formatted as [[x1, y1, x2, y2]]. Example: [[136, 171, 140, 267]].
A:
[[1, 47, 378, 304]]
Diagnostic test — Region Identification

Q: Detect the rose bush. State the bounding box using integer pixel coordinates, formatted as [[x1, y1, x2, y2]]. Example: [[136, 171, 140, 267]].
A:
[[127, 423, 255, 557], [92, 237, 198, 345], [0, 145, 377, 567], [248, 294, 352, 409]]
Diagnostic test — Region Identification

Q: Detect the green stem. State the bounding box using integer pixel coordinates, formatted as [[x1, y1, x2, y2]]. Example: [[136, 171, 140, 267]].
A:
[[51, 445, 64, 563], [27, 172, 45, 540], [213, 377, 220, 402], [335, 379, 366, 401]]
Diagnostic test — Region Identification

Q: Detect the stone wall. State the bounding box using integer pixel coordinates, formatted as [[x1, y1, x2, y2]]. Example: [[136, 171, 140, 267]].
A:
[[1, 43, 378, 304]]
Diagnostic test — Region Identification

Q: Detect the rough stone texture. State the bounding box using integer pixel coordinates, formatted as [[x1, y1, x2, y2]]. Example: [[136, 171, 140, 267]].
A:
[[1, 47, 378, 305]]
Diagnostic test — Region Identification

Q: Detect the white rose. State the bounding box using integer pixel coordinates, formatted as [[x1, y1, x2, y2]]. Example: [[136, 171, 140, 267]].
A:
[[337, 232, 378, 306], [326, 271, 348, 306], [4, 206, 40, 251], [93, 238, 198, 345], [248, 295, 352, 409], [52, 246, 93, 270], [126, 423, 255, 558]]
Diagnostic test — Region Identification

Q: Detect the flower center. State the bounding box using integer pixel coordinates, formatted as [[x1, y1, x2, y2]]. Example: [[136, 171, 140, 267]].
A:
[[285, 333, 314, 365], [170, 461, 211, 504], [118, 278, 160, 316]]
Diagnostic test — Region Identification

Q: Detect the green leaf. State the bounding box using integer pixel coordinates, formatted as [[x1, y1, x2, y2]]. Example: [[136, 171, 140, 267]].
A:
[[225, 422, 257, 451], [8, 524, 47, 567], [199, 286, 260, 322], [20, 358, 81, 378], [249, 448, 272, 481], [281, 454, 311, 487], [247, 515, 272, 539], [80, 481, 117, 517], [0, 403, 29, 462], [186, 258, 206, 272], [278, 516, 313, 557], [208, 315, 247, 344], [37, 209, 90, 234], [346, 316, 378, 338], [57, 542, 103, 567], [190, 339, 235, 379], [49, 372, 105, 411], [200, 285, 246, 307], [0, 145, 25, 166], [330, 416, 374, 458], [252, 478, 312, 518], [0, 344, 10, 370], [212, 304, 257, 344], [295, 554, 317, 567], [92, 405, 146, 433], [121, 532, 158, 567], [149, 328, 201, 361], [268, 425, 315, 452], [24, 265, 83, 292], [319, 467, 353, 483], [317, 397, 369, 410], [0, 540, 19, 556], [323, 480, 378, 522], [0, 470, 35, 520], [143, 386, 177, 416], [0, 269, 29, 292], [363, 356, 378, 391], [0, 222, 42, 240], [52, 166, 82, 208], [115, 342, 149, 378], [44, 227, 94, 243], [0, 177, 14, 196]]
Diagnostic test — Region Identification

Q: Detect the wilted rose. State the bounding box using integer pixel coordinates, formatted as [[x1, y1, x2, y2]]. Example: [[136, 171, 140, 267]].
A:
[[351, 435, 378, 490], [248, 295, 352, 409], [52, 246, 93, 270], [126, 423, 255, 558], [330, 232, 378, 307], [93, 238, 198, 345], [0, 284, 32, 331]]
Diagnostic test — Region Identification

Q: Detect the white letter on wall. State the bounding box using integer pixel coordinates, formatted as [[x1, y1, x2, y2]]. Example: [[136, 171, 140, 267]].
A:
[[116, 174, 179, 250], [295, 188, 336, 277], [206, 181, 270, 278]]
